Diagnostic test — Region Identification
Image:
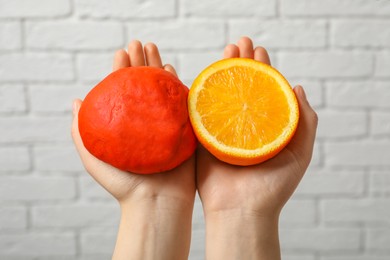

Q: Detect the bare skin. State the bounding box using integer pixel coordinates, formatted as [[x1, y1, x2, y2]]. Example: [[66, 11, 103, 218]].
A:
[[72, 40, 196, 260], [196, 37, 318, 260], [72, 37, 318, 260]]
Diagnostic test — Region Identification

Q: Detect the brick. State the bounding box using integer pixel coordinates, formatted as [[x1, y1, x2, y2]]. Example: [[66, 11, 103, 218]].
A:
[[76, 0, 175, 18], [280, 228, 360, 251], [36, 257, 82, 260], [280, 0, 390, 16], [26, 21, 123, 51], [322, 256, 390, 260], [333, 20, 390, 48], [0, 176, 75, 201], [367, 228, 390, 251], [325, 140, 390, 166], [77, 52, 177, 83], [371, 111, 390, 136], [34, 146, 84, 172], [32, 204, 118, 228], [81, 255, 111, 260], [0, 146, 30, 171], [280, 200, 316, 227], [126, 21, 225, 50], [29, 84, 90, 113], [0, 0, 70, 17], [375, 52, 390, 77], [317, 110, 367, 138], [282, 254, 314, 260], [229, 20, 326, 49], [296, 170, 365, 196], [178, 51, 221, 81], [0, 256, 32, 260], [76, 53, 112, 83], [0, 22, 21, 50], [278, 51, 373, 79], [0, 206, 27, 229], [79, 176, 112, 200], [80, 231, 116, 254], [327, 81, 390, 108], [370, 170, 390, 195], [183, 0, 275, 17], [0, 233, 75, 256], [0, 53, 73, 82], [323, 199, 390, 223], [0, 116, 72, 143], [0, 84, 26, 113]]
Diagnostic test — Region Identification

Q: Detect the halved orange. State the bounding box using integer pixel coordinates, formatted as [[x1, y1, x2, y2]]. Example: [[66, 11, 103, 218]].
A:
[[188, 58, 299, 166]]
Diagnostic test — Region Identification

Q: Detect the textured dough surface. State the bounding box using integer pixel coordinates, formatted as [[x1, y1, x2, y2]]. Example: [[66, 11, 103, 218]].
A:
[[78, 66, 197, 174]]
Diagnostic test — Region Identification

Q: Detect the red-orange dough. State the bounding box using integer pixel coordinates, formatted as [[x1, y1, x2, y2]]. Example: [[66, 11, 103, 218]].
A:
[[78, 66, 197, 174]]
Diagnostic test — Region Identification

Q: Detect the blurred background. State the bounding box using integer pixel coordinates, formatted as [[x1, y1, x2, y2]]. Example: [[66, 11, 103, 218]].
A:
[[1, 0, 390, 259]]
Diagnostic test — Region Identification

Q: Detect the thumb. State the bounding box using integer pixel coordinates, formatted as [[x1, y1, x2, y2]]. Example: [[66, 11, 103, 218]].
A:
[[286, 85, 318, 167], [71, 99, 84, 153], [72, 99, 82, 117]]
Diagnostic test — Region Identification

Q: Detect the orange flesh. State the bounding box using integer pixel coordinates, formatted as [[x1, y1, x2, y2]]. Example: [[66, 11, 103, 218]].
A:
[[196, 66, 290, 150]]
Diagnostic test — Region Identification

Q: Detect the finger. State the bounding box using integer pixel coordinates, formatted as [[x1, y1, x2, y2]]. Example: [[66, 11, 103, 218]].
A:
[[286, 86, 318, 166], [113, 49, 130, 71], [163, 64, 178, 78], [71, 99, 87, 156], [223, 44, 239, 59], [254, 46, 271, 65], [71, 100, 130, 191], [144, 42, 163, 68], [237, 36, 254, 59], [128, 40, 145, 66]]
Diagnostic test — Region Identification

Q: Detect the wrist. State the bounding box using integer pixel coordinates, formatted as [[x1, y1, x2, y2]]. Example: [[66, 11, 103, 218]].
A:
[[113, 190, 194, 260], [119, 186, 195, 214], [204, 209, 281, 260]]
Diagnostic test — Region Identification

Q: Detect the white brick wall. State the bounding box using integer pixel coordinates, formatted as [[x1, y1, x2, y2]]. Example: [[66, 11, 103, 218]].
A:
[[75, 0, 176, 19], [0, 53, 74, 81], [126, 21, 225, 50], [229, 20, 327, 49], [0, 0, 389, 259], [26, 21, 124, 51], [279, 51, 374, 78], [0, 22, 21, 50], [332, 20, 390, 48], [0, 84, 26, 112], [0, 0, 71, 18], [0, 206, 27, 229], [0, 233, 76, 257], [0, 176, 76, 201], [32, 204, 118, 228], [280, 0, 390, 16], [182, 0, 275, 17]]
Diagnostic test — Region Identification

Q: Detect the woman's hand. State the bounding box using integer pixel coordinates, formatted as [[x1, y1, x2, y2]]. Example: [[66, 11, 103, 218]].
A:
[[71, 40, 196, 260], [196, 37, 318, 260]]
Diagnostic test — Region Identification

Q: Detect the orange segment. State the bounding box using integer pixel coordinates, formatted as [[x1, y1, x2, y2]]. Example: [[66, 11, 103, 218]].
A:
[[188, 58, 299, 166]]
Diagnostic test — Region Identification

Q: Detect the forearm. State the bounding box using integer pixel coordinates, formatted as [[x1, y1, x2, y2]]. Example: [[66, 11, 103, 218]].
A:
[[113, 197, 194, 260], [204, 209, 281, 260]]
